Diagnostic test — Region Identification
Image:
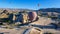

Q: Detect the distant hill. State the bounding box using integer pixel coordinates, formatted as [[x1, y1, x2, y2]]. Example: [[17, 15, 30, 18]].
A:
[[0, 8, 35, 12], [38, 8, 60, 13], [0, 8, 60, 13]]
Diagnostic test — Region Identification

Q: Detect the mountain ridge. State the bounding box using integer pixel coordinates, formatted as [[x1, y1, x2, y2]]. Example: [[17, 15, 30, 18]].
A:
[[38, 8, 60, 13]]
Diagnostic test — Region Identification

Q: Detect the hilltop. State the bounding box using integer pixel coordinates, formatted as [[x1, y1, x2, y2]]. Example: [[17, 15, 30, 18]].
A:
[[38, 8, 60, 13]]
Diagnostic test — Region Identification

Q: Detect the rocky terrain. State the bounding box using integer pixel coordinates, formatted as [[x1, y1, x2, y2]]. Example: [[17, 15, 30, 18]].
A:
[[0, 8, 60, 34]]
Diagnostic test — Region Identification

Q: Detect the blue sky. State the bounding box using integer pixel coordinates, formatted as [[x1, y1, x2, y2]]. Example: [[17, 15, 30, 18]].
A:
[[0, 0, 60, 10]]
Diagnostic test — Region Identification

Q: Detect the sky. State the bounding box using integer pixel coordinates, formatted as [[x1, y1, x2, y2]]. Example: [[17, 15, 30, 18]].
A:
[[0, 0, 60, 10]]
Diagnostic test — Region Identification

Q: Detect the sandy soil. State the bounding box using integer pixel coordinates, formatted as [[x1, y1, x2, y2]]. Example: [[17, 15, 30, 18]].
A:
[[30, 17, 52, 25]]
